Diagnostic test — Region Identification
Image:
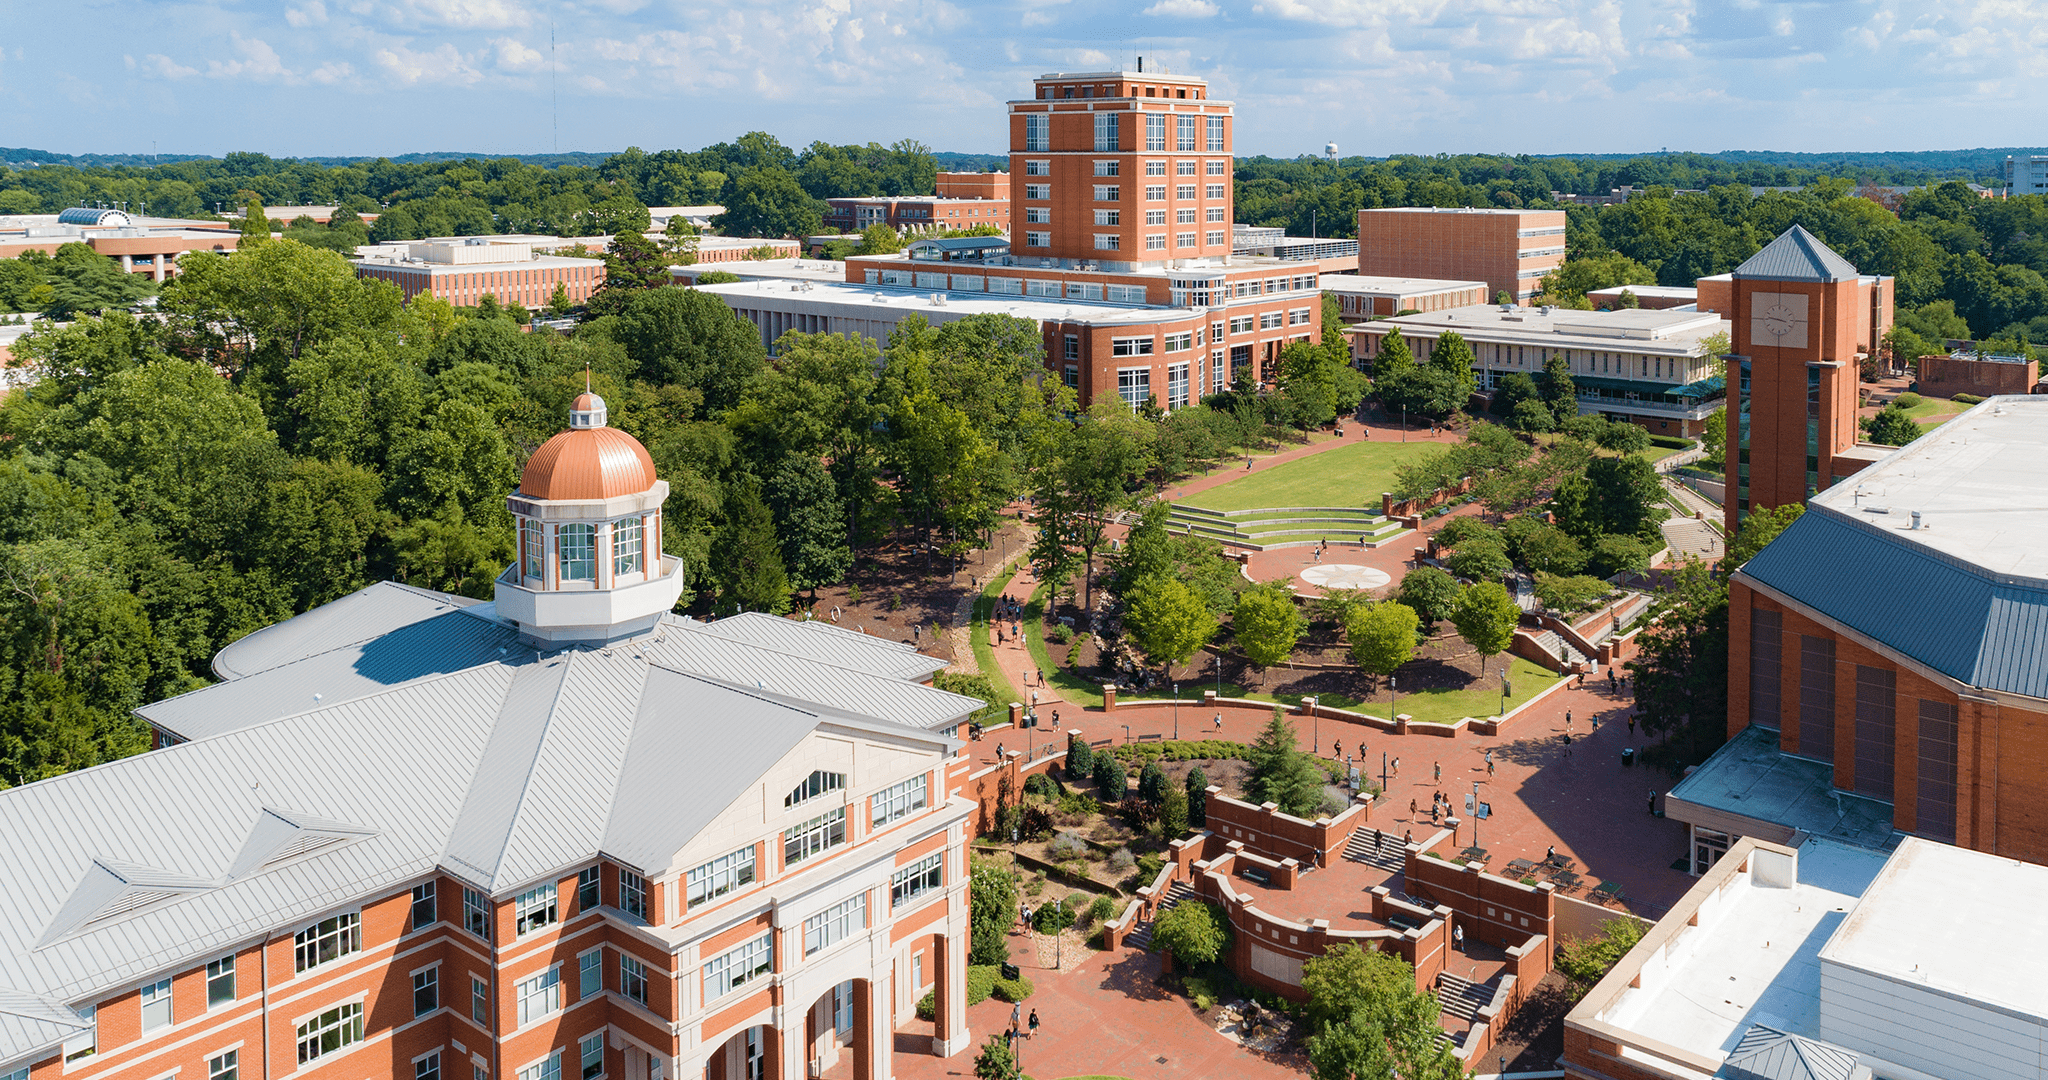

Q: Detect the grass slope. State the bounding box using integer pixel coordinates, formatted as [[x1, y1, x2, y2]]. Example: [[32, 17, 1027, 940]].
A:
[[1183, 440, 1443, 512]]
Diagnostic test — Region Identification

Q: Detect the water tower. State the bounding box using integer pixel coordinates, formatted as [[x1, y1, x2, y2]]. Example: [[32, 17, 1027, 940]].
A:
[[1324, 142, 1338, 161]]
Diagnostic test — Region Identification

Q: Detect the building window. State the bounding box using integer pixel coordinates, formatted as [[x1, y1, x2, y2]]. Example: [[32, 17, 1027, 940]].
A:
[[207, 954, 235, 1008], [1176, 208, 1197, 224], [1798, 635, 1836, 763], [1025, 115, 1049, 152], [1176, 160, 1197, 176], [1093, 235, 1121, 251], [1206, 184, 1226, 200], [612, 519, 643, 577], [1164, 332, 1193, 353], [1092, 185, 1120, 202], [1176, 232, 1196, 248], [1024, 183, 1050, 201], [579, 949, 603, 999], [516, 967, 562, 1026], [1117, 368, 1152, 409], [417, 1053, 442, 1080], [1026, 279, 1061, 297], [704, 935, 773, 1000], [1750, 609, 1782, 725], [619, 871, 647, 920], [295, 1003, 364, 1064], [294, 913, 361, 973], [515, 884, 558, 936], [1107, 284, 1148, 303], [1176, 184, 1196, 200], [1144, 185, 1166, 202], [577, 867, 600, 911], [805, 893, 868, 955], [410, 882, 437, 932], [521, 520, 543, 578], [1145, 209, 1166, 225], [1207, 159, 1227, 175], [785, 807, 848, 865], [518, 1052, 561, 1080], [1025, 159, 1049, 176], [1289, 307, 1312, 325], [1063, 365, 1079, 388], [1093, 209, 1121, 226], [687, 845, 756, 906], [1229, 315, 1255, 334], [1853, 665, 1897, 802], [1206, 207, 1226, 222], [1093, 113, 1120, 151], [1261, 311, 1283, 329], [1111, 337, 1155, 357], [557, 524, 595, 582], [1212, 349, 1227, 389], [63, 1005, 95, 1062], [1093, 160, 1119, 176], [1145, 160, 1167, 176], [620, 956, 648, 1005], [1167, 363, 1190, 408], [1145, 114, 1166, 151], [892, 853, 944, 908], [141, 978, 172, 1032], [1176, 115, 1197, 151], [1145, 234, 1166, 251], [413, 967, 439, 1017], [471, 976, 489, 1025], [208, 1049, 238, 1080], [786, 769, 845, 808], [1069, 282, 1104, 301], [463, 888, 491, 940], [580, 1034, 604, 1080], [1024, 206, 1050, 223], [1025, 231, 1050, 248], [1917, 699, 1959, 842], [1063, 335, 1080, 361]]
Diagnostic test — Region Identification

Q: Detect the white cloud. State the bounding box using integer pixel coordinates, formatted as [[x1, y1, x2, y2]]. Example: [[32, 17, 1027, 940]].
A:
[[490, 36, 545, 71], [141, 53, 200, 79], [205, 35, 295, 81], [1144, 0, 1221, 16], [286, 2, 329, 27], [389, 0, 533, 29], [373, 42, 483, 83]]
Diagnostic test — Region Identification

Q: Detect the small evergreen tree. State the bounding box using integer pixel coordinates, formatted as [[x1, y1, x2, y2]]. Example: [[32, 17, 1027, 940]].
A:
[[1243, 708, 1324, 817], [1093, 752, 1128, 802], [1160, 782, 1189, 837], [1137, 758, 1168, 803], [1185, 765, 1209, 826], [1066, 732, 1094, 780]]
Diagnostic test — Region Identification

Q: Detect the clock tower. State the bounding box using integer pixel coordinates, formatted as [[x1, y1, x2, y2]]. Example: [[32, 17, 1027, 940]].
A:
[[1720, 225, 1886, 537]]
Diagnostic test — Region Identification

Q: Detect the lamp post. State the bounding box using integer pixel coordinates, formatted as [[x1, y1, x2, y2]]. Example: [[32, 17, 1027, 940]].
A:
[[1122, 723, 1131, 744], [1215, 653, 1222, 698], [1305, 696, 1318, 754], [1389, 674, 1397, 718], [1173, 683, 1180, 740]]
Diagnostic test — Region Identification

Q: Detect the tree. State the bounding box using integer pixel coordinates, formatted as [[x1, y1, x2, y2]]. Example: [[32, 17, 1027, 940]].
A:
[[1065, 731, 1094, 782], [1489, 371, 1539, 419], [1346, 602, 1419, 691], [1536, 251, 1657, 303], [1509, 521, 1589, 576], [1586, 534, 1652, 579], [1184, 764, 1209, 826], [1539, 352, 1578, 426], [1138, 758, 1168, 803], [1149, 898, 1231, 969], [712, 481, 791, 614], [1123, 575, 1217, 674], [762, 453, 850, 596], [1395, 565, 1461, 633], [1593, 420, 1652, 455], [1533, 572, 1611, 614], [1552, 455, 1668, 543], [856, 223, 904, 255], [1864, 403, 1922, 446], [1426, 330, 1478, 404], [1444, 539, 1512, 583], [972, 1035, 1019, 1080], [40, 243, 154, 320], [1243, 708, 1324, 816], [1556, 917, 1649, 999], [1626, 561, 1729, 768], [968, 856, 1018, 965], [1450, 582, 1519, 677], [1233, 583, 1304, 682], [585, 231, 676, 317], [713, 168, 823, 239], [1093, 751, 1128, 802], [1032, 402, 1151, 611], [1301, 943, 1466, 1080], [239, 196, 271, 245], [1725, 503, 1803, 570], [1160, 782, 1189, 836], [1616, 287, 1641, 309], [601, 286, 766, 414]]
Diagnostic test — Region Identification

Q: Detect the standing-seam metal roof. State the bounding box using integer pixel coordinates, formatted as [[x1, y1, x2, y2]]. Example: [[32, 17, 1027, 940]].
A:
[[211, 581, 481, 681], [0, 591, 973, 1064], [1716, 1024, 1868, 1080], [1730, 225, 1861, 283], [695, 612, 948, 681], [1738, 508, 2048, 699]]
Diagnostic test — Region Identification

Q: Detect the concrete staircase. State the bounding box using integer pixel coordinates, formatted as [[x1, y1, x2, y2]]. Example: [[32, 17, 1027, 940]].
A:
[[1167, 503, 1408, 550], [1436, 971, 1495, 1024], [1126, 881, 1196, 951], [1529, 629, 1589, 668], [1342, 826, 1406, 872]]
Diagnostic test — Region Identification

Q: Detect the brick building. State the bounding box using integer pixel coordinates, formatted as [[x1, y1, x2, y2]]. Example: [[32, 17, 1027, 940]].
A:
[[0, 396, 983, 1080], [0, 208, 241, 283], [352, 239, 606, 308], [820, 174, 1011, 235], [1319, 273, 1489, 320], [821, 68, 1324, 408], [1706, 226, 1896, 535], [1914, 351, 2039, 399], [1355, 207, 1566, 303], [1584, 284, 1697, 311]]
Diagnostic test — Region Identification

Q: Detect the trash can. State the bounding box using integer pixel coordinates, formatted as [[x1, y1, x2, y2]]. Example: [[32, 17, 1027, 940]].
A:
[[1621, 747, 1636, 766]]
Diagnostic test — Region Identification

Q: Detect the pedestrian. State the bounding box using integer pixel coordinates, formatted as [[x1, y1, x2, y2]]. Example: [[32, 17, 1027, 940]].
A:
[[1434, 760, 1442, 782], [1628, 714, 1637, 736], [996, 625, 1004, 644], [1214, 713, 1224, 731], [1648, 788, 1658, 815], [1036, 667, 1044, 685], [1565, 709, 1573, 732], [1546, 845, 1556, 862], [1562, 731, 1572, 756], [1404, 829, 1413, 844], [1053, 710, 1061, 729], [1314, 546, 1322, 563], [1028, 1009, 1040, 1038], [1333, 740, 1342, 759], [1608, 668, 1617, 691], [1360, 533, 1368, 547], [1487, 758, 1495, 777], [1576, 671, 1585, 688], [1431, 803, 1441, 826], [996, 742, 1005, 759], [1410, 797, 1418, 816], [1012, 1003, 1022, 1031], [1454, 924, 1465, 952]]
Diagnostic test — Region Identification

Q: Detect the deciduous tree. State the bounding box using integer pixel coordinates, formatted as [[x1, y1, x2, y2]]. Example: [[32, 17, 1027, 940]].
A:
[[1450, 581, 1519, 677]]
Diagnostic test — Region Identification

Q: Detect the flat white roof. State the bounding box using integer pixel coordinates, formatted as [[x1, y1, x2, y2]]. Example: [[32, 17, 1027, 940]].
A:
[[697, 235, 800, 248], [675, 258, 845, 283], [698, 278, 1183, 327], [1822, 838, 2048, 1023], [1588, 285, 1699, 299], [1807, 396, 2048, 582], [1346, 303, 1729, 355], [1320, 273, 1488, 297], [1358, 206, 1561, 217], [1607, 839, 1889, 1058]]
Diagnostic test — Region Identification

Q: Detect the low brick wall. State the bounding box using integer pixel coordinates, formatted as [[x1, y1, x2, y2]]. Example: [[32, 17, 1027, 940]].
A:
[[1382, 475, 1474, 520], [1202, 789, 1375, 868], [1917, 354, 2037, 399]]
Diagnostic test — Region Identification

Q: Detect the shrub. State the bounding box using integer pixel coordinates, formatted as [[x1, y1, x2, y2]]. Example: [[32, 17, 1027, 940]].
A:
[[1534, 571, 1613, 614], [1048, 623, 1073, 644], [1019, 804, 1055, 840], [1089, 894, 1118, 924], [1135, 853, 1164, 882], [1093, 753, 1128, 800], [1047, 832, 1089, 861], [1109, 847, 1137, 874], [1954, 393, 1986, 404], [1065, 735, 1095, 780], [1646, 434, 1694, 450], [920, 964, 1001, 1018], [1892, 391, 1923, 408], [1033, 896, 1077, 933], [1024, 772, 1059, 798], [1055, 791, 1100, 816], [991, 973, 1035, 1002], [1184, 974, 1220, 1012]]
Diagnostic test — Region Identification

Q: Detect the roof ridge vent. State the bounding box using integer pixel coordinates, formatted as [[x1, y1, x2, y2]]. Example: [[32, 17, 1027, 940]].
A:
[[224, 806, 379, 881], [37, 858, 214, 948]]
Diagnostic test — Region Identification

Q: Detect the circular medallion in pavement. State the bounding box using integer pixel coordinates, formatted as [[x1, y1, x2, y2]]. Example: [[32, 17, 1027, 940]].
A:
[[1299, 563, 1391, 591]]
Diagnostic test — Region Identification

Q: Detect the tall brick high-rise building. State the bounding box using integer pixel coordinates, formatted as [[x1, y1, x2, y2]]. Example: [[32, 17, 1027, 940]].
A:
[[1355, 207, 1566, 303]]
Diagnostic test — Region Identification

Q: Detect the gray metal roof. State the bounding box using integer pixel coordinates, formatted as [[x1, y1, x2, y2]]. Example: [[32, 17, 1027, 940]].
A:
[[0, 592, 973, 1065], [906, 236, 1010, 252], [1730, 225, 1861, 283], [1738, 508, 2048, 700], [212, 582, 480, 680], [696, 612, 948, 681], [1717, 1024, 1868, 1080]]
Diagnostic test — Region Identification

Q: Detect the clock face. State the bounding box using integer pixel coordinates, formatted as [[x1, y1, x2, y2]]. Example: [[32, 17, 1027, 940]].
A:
[[1749, 291, 1810, 349]]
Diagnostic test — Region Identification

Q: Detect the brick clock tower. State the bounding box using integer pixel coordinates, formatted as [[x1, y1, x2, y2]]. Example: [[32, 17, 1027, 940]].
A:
[[1720, 225, 1889, 537]]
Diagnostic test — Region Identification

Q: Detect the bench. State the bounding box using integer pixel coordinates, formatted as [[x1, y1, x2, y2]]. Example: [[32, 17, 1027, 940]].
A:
[[1240, 865, 1273, 886], [1137, 733, 1163, 742]]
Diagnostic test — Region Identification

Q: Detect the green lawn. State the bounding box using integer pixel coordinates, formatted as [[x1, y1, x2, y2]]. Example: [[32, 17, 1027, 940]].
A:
[[1026, 580, 1106, 709], [1180, 440, 1444, 512], [1895, 396, 1970, 422], [970, 566, 1023, 711], [1124, 655, 1561, 726], [1640, 443, 1690, 464]]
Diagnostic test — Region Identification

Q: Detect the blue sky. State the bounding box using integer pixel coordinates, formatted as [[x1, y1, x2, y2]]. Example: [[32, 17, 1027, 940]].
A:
[[5, 0, 2043, 159]]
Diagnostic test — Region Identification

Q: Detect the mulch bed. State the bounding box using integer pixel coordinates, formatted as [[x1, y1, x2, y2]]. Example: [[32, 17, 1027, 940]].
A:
[[787, 516, 1032, 664]]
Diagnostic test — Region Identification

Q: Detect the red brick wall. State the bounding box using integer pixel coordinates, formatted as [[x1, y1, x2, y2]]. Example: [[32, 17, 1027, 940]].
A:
[[1917, 354, 2037, 399]]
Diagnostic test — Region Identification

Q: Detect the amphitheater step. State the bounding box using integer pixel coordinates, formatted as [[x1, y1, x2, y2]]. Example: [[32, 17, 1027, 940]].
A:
[[1125, 881, 1197, 951], [1342, 826, 1407, 872], [1435, 971, 1495, 1023]]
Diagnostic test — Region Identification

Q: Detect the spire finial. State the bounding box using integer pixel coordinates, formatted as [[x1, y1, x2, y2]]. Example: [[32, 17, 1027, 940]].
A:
[[585, 361, 591, 394]]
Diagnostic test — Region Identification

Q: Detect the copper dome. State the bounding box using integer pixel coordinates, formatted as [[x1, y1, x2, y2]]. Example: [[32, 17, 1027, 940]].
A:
[[520, 426, 659, 500]]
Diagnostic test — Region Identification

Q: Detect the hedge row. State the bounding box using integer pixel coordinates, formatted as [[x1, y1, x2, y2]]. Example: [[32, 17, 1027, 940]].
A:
[[915, 964, 1001, 1020], [1110, 739, 1250, 764], [1647, 435, 1695, 450]]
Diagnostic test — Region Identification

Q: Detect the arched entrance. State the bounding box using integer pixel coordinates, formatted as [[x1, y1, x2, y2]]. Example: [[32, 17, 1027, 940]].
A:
[[804, 978, 881, 1080], [702, 1024, 774, 1080]]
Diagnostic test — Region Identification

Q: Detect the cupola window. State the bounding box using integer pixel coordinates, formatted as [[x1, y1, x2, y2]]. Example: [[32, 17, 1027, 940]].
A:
[[521, 521, 545, 579], [613, 518, 644, 577], [558, 524, 596, 581]]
